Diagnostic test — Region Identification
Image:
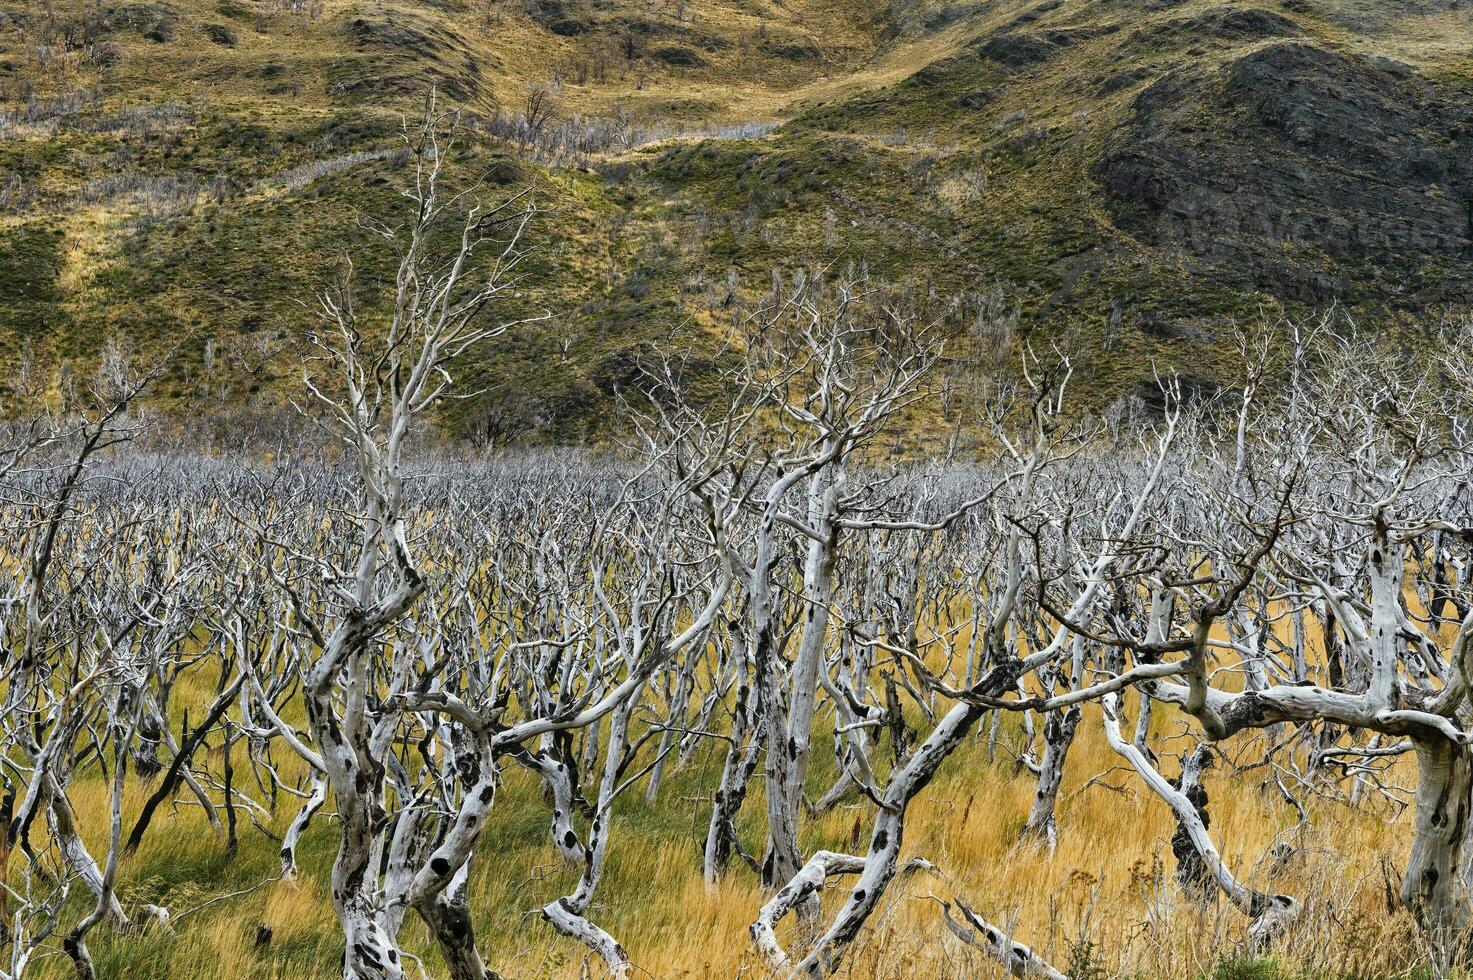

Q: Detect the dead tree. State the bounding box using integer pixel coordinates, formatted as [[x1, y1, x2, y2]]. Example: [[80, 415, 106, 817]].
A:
[[262, 95, 536, 979]]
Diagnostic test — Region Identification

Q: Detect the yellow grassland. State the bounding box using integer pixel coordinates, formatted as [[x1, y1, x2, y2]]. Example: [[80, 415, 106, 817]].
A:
[[4, 584, 1443, 979]]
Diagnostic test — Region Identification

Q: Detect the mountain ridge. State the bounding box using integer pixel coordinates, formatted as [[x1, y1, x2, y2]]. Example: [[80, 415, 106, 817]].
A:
[[3, 0, 1471, 439]]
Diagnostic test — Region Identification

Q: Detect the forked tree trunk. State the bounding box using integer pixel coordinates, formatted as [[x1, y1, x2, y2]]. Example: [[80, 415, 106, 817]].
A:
[[334, 811, 405, 980], [705, 704, 763, 885], [417, 864, 492, 980], [1025, 633, 1091, 848], [1022, 705, 1080, 849], [304, 682, 407, 980], [792, 699, 989, 976], [1404, 735, 1473, 963], [541, 698, 639, 978]]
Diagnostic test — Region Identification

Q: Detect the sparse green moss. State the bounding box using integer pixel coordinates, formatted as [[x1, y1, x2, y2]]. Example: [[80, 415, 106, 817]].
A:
[[0, 221, 67, 339]]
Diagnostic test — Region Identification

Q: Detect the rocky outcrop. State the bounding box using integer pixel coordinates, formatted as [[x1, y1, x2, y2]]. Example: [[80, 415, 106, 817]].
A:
[[975, 24, 1118, 70], [1123, 6, 1302, 50], [1093, 41, 1473, 302]]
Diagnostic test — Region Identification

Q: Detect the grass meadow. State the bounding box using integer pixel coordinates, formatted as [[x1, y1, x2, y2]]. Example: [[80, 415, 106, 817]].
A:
[[19, 675, 1430, 980]]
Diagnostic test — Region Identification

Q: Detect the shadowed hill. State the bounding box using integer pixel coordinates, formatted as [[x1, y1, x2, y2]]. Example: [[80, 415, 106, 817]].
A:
[[3, 0, 1471, 437]]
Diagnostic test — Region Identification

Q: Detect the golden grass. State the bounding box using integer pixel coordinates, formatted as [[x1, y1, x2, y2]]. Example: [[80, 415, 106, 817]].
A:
[[15, 686, 1433, 979], [5, 579, 1445, 978]]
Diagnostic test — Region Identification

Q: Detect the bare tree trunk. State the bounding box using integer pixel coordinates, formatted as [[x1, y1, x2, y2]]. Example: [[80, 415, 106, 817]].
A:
[[789, 668, 1017, 977], [281, 769, 328, 879], [417, 864, 493, 980], [48, 783, 129, 927], [754, 570, 795, 891], [764, 465, 840, 893], [1021, 705, 1079, 849], [705, 622, 763, 885], [645, 663, 695, 802], [1404, 735, 1473, 964], [939, 898, 1068, 980], [1102, 693, 1297, 944], [1170, 744, 1215, 898]]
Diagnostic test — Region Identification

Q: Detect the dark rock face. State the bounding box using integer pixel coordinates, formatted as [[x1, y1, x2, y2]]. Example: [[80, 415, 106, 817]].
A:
[[1093, 41, 1473, 303], [760, 37, 824, 62], [1229, 43, 1413, 172], [978, 32, 1060, 68], [976, 25, 1116, 70], [526, 0, 582, 32], [1125, 5, 1302, 49], [1195, 6, 1300, 37], [1095, 65, 1156, 96]]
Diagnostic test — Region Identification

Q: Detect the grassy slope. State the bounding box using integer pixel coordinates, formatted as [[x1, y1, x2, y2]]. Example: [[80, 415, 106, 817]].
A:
[[10, 0, 1473, 436], [4, 3, 1472, 977], [0, 0, 895, 435]]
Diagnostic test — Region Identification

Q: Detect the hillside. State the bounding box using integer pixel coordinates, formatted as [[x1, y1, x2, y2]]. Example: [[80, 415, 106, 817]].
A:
[[8, 7, 1473, 978], [3, 0, 1472, 438]]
